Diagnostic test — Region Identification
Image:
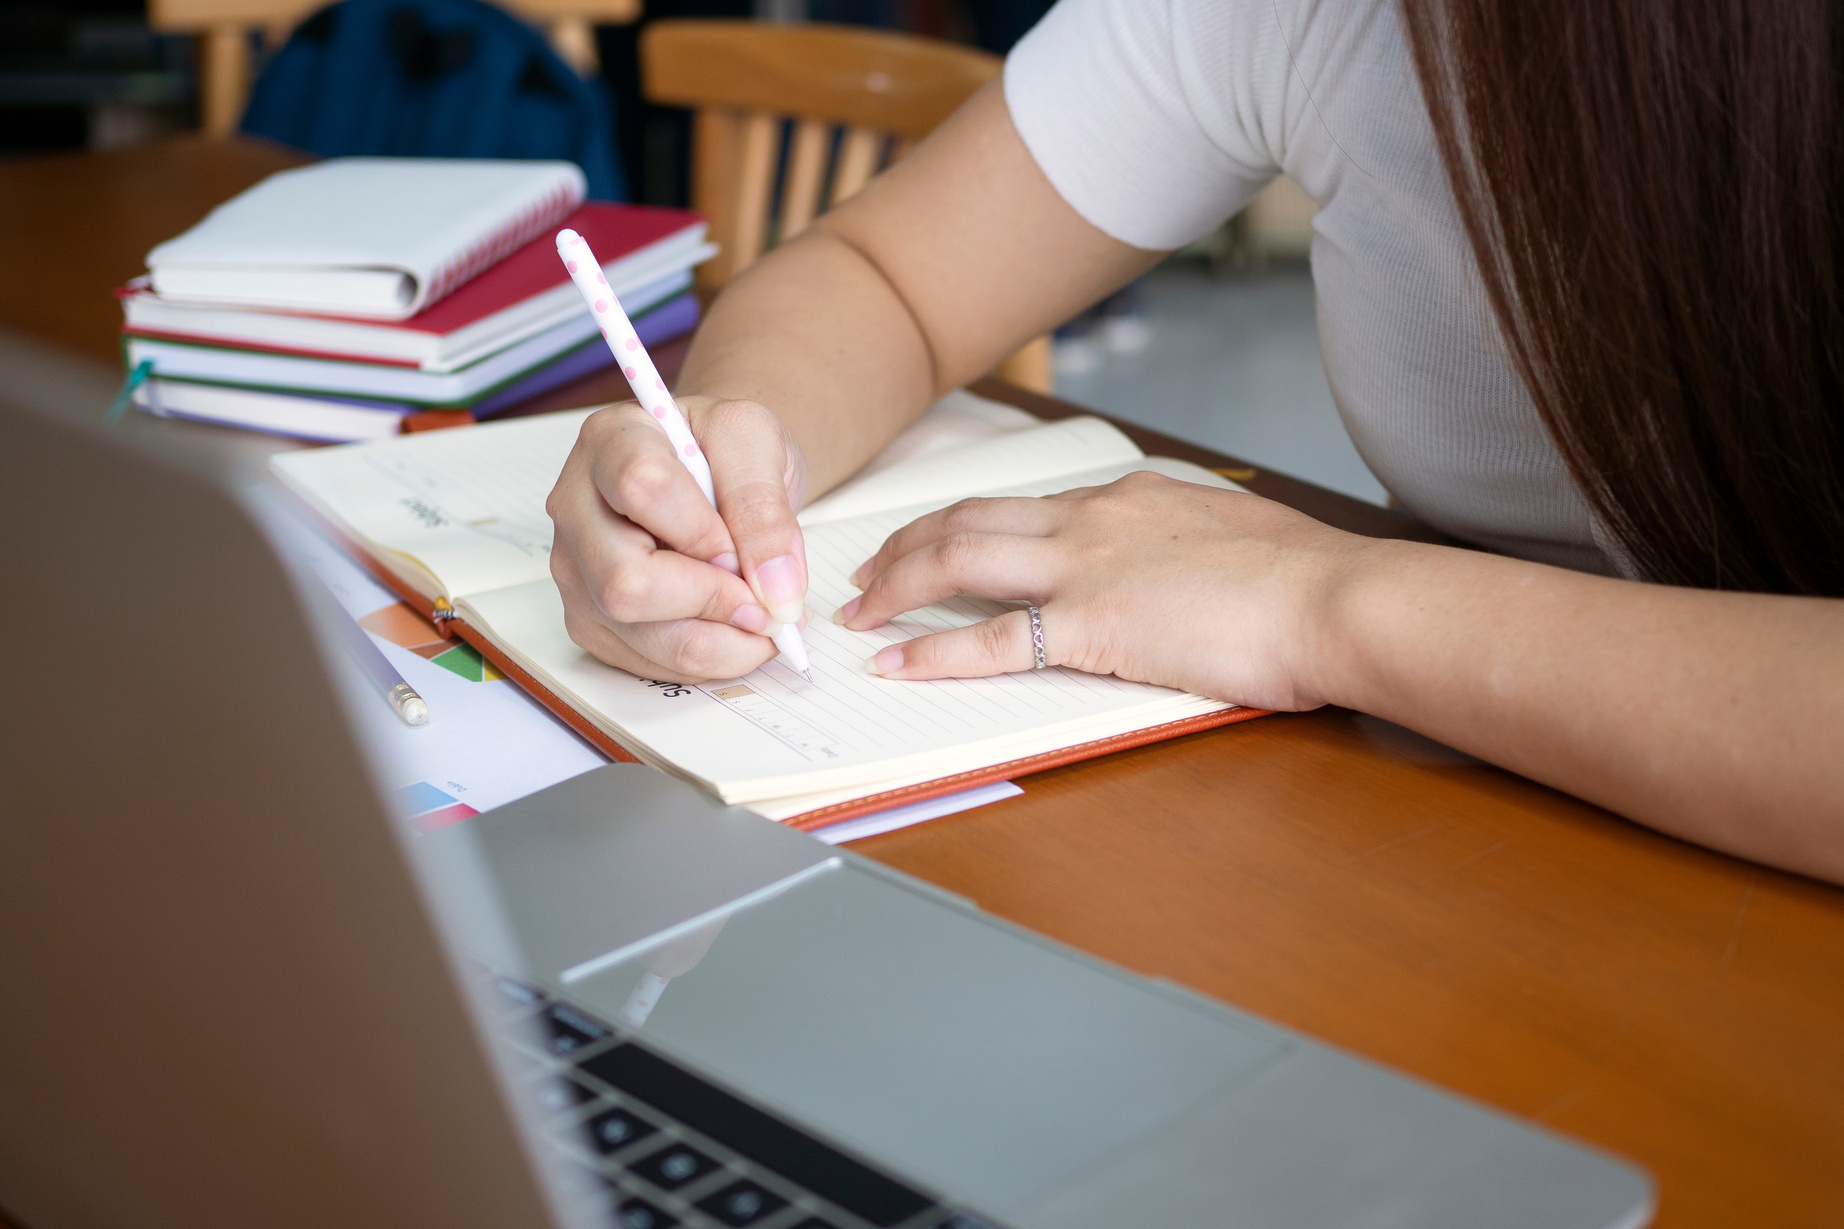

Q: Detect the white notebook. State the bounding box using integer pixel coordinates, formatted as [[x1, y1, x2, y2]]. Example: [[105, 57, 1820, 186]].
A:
[[269, 393, 1249, 821], [147, 158, 586, 319]]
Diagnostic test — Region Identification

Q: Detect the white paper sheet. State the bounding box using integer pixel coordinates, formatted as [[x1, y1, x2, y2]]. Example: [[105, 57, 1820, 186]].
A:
[[808, 781, 1024, 844], [272, 408, 593, 598], [267, 502, 610, 820]]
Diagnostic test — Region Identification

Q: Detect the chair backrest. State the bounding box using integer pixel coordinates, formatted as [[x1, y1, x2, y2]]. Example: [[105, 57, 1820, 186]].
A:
[[640, 20, 1049, 390], [150, 0, 639, 139], [642, 20, 997, 288]]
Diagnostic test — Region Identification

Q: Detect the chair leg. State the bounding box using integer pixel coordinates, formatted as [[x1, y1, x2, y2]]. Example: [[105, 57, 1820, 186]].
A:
[[727, 112, 779, 279], [994, 335, 1053, 394], [828, 126, 881, 207], [198, 25, 250, 139], [547, 18, 601, 76], [778, 119, 830, 245], [693, 109, 743, 289]]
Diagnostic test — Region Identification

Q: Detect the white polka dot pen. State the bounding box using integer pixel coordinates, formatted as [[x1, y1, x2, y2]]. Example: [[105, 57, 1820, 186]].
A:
[[555, 227, 713, 500], [554, 227, 811, 679]]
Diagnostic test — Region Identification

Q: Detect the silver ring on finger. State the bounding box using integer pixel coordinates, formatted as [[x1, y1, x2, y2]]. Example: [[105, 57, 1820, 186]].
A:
[[1028, 604, 1047, 670]]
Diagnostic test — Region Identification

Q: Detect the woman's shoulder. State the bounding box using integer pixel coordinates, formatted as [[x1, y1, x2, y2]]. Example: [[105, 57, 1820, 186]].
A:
[[1018, 0, 1404, 77], [1004, 0, 1416, 249]]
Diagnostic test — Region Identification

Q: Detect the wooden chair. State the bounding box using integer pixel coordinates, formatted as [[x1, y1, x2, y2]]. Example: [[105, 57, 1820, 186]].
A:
[[148, 0, 641, 141], [642, 19, 1052, 393]]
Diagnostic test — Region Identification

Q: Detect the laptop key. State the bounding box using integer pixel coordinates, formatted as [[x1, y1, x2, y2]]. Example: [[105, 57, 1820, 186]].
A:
[[493, 975, 547, 1012], [535, 1073, 599, 1114], [628, 1141, 721, 1190], [542, 1002, 612, 1057], [613, 1195, 678, 1229], [695, 1178, 788, 1226], [583, 1106, 657, 1155], [581, 1044, 935, 1227]]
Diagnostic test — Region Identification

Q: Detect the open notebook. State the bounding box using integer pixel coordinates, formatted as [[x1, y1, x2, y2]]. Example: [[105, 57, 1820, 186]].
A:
[[269, 392, 1264, 825]]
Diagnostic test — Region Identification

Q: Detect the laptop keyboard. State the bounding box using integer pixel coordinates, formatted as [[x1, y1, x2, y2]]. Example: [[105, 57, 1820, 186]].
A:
[[492, 976, 1003, 1229]]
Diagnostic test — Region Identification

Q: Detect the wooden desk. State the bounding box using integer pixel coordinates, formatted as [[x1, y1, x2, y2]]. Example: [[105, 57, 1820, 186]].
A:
[[2, 139, 1839, 1229]]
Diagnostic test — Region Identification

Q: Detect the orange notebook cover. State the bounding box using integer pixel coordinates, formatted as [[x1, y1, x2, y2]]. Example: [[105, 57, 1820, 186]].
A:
[[268, 401, 1271, 832], [303, 507, 1265, 832]]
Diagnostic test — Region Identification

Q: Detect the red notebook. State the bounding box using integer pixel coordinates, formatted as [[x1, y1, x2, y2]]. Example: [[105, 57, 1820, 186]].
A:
[[121, 203, 713, 373]]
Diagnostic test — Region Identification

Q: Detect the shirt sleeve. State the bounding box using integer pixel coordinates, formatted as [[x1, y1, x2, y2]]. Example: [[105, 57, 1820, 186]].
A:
[[1003, 0, 1280, 251]]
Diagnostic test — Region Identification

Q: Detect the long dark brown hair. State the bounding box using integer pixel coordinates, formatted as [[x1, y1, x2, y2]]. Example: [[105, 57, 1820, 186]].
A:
[[1401, 0, 1844, 594]]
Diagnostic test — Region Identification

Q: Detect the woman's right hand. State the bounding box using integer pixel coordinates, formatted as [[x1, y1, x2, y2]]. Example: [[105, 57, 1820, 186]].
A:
[[544, 394, 811, 683], [539, 75, 1160, 688]]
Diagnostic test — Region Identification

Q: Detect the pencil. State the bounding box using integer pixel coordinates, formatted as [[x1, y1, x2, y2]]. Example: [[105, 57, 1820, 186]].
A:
[[343, 611, 429, 726]]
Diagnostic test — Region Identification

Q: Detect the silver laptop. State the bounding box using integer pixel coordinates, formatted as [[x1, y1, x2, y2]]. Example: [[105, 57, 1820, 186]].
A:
[[0, 342, 1654, 1229]]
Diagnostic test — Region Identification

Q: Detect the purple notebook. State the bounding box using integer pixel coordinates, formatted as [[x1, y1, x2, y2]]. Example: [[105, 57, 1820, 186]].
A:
[[473, 292, 701, 418]]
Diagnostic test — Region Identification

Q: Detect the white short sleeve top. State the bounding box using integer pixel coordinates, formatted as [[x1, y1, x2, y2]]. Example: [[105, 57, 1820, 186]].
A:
[[1005, 0, 1616, 573]]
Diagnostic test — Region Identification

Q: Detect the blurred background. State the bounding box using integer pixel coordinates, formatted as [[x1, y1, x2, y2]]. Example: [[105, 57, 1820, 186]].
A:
[[0, 0, 1381, 504]]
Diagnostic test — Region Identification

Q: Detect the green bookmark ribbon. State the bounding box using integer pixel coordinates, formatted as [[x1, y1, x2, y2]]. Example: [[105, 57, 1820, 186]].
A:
[[104, 359, 154, 426]]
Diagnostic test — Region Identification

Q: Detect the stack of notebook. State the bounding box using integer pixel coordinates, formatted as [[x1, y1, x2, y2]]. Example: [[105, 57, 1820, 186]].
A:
[[120, 158, 715, 441]]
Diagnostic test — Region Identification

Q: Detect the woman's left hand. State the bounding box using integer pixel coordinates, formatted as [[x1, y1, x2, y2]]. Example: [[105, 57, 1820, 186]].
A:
[[833, 470, 1376, 711]]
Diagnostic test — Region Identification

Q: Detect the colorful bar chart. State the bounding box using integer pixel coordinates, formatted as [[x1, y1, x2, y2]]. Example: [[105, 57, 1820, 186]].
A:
[[360, 602, 505, 682], [395, 780, 480, 833]]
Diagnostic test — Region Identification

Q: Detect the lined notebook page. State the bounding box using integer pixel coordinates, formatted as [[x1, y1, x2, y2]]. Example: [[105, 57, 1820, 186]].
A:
[[271, 408, 593, 599], [798, 415, 1140, 527], [269, 391, 1043, 599], [810, 389, 1039, 482], [459, 456, 1240, 810]]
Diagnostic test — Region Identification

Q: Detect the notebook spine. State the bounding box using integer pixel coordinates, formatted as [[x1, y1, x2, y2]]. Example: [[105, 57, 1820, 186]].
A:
[[420, 181, 585, 310]]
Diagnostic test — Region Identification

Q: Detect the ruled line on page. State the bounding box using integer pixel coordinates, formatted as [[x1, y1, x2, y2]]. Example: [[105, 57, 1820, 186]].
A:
[[691, 469, 1172, 760]]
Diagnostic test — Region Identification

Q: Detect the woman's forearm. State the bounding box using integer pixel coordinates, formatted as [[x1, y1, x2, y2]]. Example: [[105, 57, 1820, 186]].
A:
[[1319, 541, 1844, 880], [673, 77, 1160, 499], [675, 226, 940, 496]]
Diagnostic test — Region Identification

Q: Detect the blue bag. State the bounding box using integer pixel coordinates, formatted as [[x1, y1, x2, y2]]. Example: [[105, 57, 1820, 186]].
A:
[[241, 0, 625, 200]]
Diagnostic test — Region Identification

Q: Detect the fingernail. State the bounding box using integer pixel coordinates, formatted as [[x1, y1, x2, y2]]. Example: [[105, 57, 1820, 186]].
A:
[[730, 604, 769, 633], [849, 559, 873, 588], [755, 555, 805, 626], [711, 551, 739, 575], [866, 645, 904, 676], [831, 596, 862, 625]]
